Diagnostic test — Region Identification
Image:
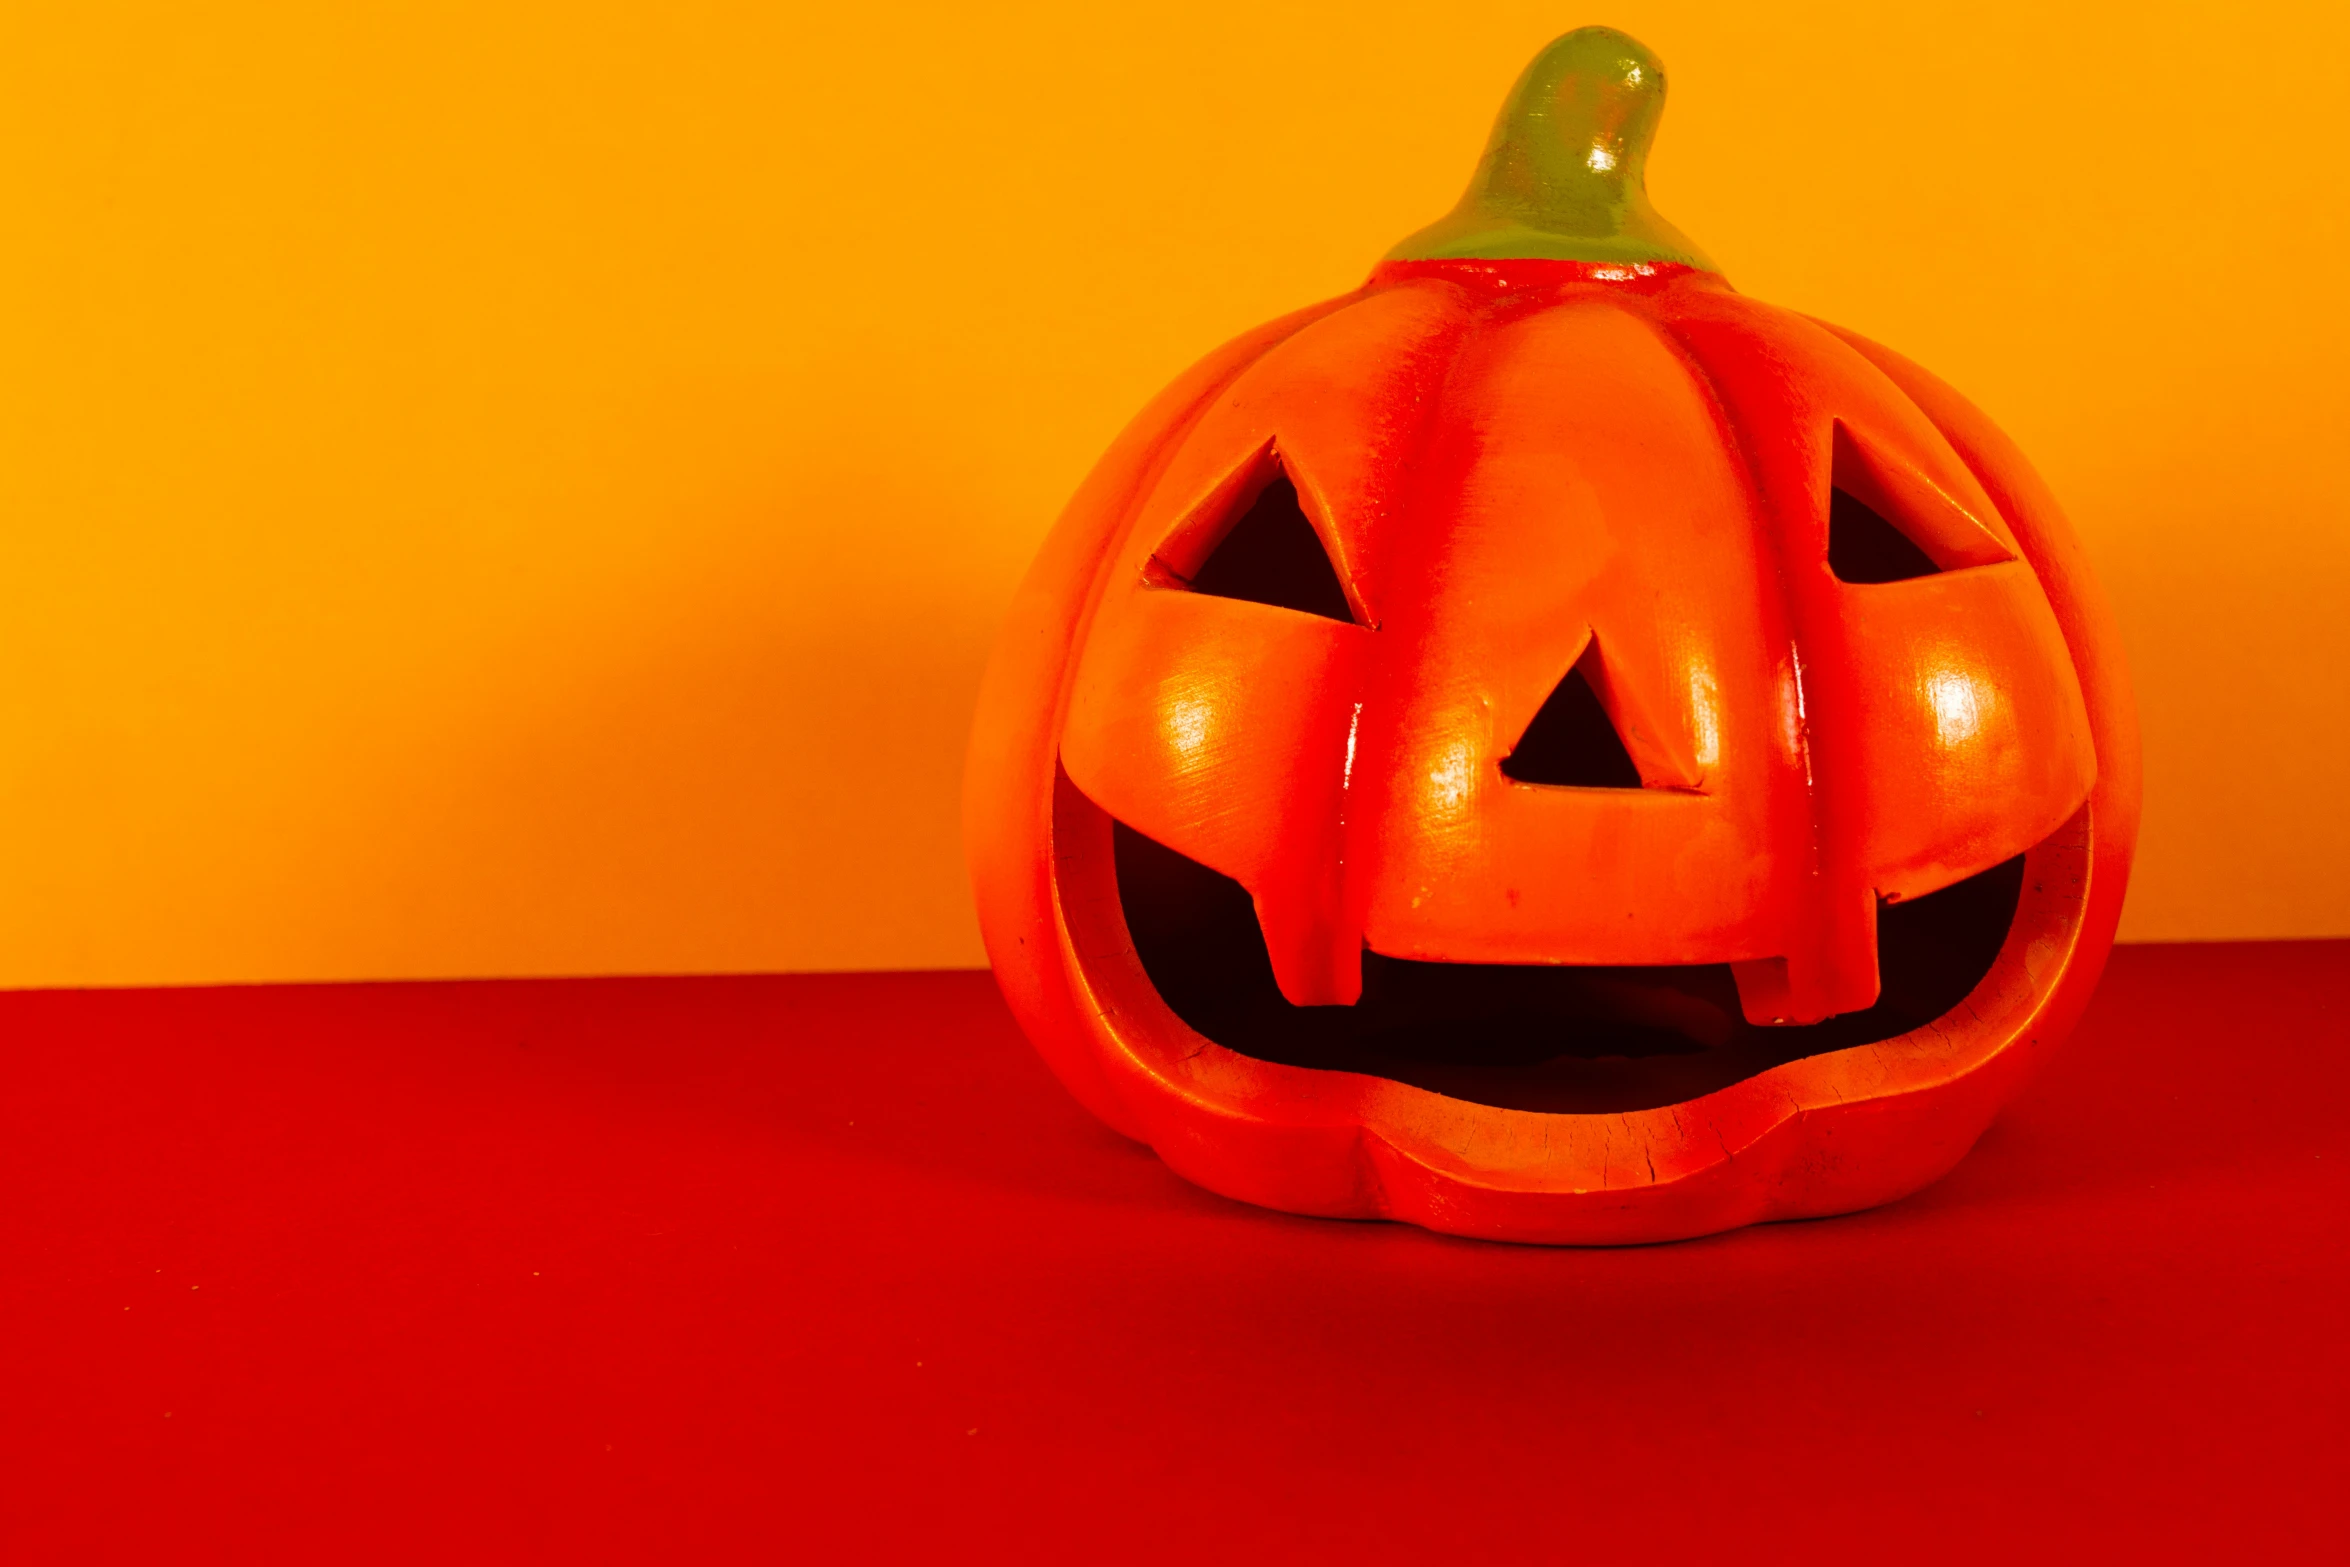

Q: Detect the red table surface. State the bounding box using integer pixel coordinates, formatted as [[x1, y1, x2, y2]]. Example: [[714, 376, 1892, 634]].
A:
[[2, 942, 2342, 1561]]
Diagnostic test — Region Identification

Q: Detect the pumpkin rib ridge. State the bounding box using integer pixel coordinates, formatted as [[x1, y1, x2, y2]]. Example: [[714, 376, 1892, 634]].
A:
[[1635, 289, 1847, 1009]]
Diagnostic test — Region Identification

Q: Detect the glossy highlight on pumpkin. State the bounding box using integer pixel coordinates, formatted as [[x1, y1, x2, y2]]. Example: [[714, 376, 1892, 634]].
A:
[[964, 29, 2139, 1244]]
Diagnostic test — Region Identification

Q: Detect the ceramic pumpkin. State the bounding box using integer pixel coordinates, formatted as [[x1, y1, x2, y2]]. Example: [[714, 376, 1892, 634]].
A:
[[964, 26, 2139, 1243]]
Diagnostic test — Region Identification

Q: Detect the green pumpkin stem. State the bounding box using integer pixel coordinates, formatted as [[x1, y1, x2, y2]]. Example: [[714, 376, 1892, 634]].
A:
[[1387, 26, 1717, 271]]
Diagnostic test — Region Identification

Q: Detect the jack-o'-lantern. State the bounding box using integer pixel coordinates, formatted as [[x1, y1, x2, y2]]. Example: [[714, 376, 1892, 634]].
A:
[[964, 26, 2139, 1243]]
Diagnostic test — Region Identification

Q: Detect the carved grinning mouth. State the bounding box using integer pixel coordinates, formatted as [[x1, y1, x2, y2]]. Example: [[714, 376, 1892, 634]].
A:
[[1105, 813, 2027, 1115]]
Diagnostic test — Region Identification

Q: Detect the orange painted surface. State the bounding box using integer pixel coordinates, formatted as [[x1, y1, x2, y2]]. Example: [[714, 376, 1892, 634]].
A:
[[964, 240, 2136, 1240], [0, 2, 2343, 987]]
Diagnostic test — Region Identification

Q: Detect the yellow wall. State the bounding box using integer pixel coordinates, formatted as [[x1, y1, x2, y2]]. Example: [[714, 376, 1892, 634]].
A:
[[2, 1, 2344, 987]]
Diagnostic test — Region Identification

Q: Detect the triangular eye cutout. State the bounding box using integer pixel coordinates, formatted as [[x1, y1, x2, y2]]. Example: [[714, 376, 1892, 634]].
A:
[[1502, 644, 1643, 789], [1825, 421, 2013, 583], [1828, 487, 1942, 584], [1182, 469, 1356, 623]]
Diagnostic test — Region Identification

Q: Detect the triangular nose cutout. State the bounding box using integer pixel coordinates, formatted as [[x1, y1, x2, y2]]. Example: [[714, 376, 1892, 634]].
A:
[[1828, 487, 1942, 584], [1184, 470, 1356, 623], [1503, 646, 1644, 788]]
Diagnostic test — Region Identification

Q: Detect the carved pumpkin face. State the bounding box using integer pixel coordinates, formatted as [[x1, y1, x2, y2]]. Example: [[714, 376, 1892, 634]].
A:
[[965, 29, 2138, 1243]]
